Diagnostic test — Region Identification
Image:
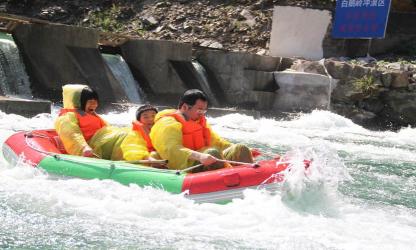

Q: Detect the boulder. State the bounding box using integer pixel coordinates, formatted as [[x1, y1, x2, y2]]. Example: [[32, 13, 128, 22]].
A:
[[290, 59, 326, 75], [382, 91, 416, 125], [390, 71, 410, 89], [273, 71, 335, 111], [324, 60, 353, 79]]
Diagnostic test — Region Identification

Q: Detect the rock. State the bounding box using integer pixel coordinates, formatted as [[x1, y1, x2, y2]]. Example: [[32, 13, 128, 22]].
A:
[[209, 41, 223, 49], [390, 71, 410, 89], [168, 24, 177, 31], [154, 25, 164, 33], [331, 79, 358, 103], [118, 7, 135, 20], [141, 15, 159, 29], [291, 60, 326, 75], [251, 0, 274, 10], [386, 62, 404, 71], [351, 65, 371, 79], [256, 49, 267, 55], [155, 2, 171, 8], [38, 6, 68, 20], [200, 40, 223, 49], [359, 98, 385, 114], [325, 60, 353, 79], [331, 104, 377, 127], [408, 83, 416, 91], [239, 9, 256, 27], [175, 15, 186, 22], [350, 109, 377, 125], [273, 71, 334, 111], [183, 23, 192, 32], [382, 91, 416, 125], [381, 72, 392, 88]]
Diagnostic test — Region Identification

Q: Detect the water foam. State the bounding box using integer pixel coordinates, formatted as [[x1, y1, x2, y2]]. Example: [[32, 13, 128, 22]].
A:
[[1, 109, 416, 249]]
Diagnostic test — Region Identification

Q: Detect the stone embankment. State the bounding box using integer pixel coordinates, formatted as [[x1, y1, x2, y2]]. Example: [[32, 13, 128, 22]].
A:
[[290, 58, 416, 128]]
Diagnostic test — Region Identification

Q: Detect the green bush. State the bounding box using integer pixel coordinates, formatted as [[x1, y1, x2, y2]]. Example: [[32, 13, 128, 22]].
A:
[[351, 75, 380, 97], [87, 4, 124, 32]]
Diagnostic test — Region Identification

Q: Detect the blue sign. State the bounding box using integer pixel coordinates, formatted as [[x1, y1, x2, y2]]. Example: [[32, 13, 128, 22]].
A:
[[332, 0, 392, 38]]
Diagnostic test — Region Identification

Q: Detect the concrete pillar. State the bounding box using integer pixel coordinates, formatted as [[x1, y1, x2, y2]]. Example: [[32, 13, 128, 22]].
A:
[[12, 23, 127, 107], [195, 49, 281, 110], [120, 39, 192, 104]]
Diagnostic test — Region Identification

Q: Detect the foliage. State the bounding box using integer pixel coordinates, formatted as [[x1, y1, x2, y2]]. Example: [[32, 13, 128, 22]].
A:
[[351, 75, 380, 97], [87, 4, 124, 32]]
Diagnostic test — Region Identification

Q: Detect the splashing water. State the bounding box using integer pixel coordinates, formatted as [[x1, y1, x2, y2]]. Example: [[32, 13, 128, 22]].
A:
[[102, 53, 144, 104], [1, 108, 415, 249], [0, 33, 32, 98]]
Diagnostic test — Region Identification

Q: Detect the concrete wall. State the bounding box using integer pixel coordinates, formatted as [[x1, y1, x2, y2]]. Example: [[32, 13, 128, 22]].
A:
[[195, 49, 281, 110], [120, 39, 192, 104], [273, 71, 333, 111], [12, 23, 127, 106], [0, 96, 51, 117], [270, 6, 332, 60]]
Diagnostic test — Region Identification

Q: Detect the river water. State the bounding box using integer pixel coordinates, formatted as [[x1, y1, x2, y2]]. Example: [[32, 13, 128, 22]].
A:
[[0, 108, 415, 249]]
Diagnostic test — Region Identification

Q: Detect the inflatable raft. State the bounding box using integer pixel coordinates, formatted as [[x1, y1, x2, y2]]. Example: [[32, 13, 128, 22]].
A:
[[2, 130, 307, 203]]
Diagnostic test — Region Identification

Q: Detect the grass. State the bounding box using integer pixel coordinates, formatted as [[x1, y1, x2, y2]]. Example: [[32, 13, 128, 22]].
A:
[[87, 4, 124, 32], [351, 75, 380, 97]]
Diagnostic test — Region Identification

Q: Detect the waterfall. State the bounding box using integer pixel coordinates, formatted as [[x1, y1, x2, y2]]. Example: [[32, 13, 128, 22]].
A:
[[102, 53, 144, 104], [191, 60, 220, 107], [0, 32, 32, 98], [319, 58, 333, 110]]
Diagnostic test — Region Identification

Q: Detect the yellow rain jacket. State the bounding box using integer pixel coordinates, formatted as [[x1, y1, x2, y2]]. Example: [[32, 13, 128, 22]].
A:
[[150, 109, 231, 170], [54, 84, 125, 160], [119, 128, 151, 161], [55, 111, 107, 156]]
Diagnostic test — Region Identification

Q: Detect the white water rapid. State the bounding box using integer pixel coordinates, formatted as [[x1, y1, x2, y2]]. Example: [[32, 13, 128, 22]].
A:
[[1, 108, 415, 249]]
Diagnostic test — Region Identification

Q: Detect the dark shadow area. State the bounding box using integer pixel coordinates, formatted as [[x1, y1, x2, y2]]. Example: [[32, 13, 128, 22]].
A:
[[99, 45, 122, 55], [67, 46, 124, 104], [196, 60, 227, 105], [125, 62, 154, 97], [169, 60, 200, 90]]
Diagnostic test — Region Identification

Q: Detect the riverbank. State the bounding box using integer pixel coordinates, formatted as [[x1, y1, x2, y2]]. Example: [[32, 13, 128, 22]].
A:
[[1, 1, 416, 130]]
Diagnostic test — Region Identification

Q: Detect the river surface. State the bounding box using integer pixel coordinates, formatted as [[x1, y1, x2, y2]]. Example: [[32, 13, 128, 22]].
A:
[[1, 108, 415, 249]]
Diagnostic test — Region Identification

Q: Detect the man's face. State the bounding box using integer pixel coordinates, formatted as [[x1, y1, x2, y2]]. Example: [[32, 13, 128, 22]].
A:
[[184, 99, 208, 121]]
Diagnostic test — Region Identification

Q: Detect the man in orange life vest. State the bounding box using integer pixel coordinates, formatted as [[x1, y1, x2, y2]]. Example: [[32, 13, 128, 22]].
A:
[[119, 104, 159, 161], [150, 89, 254, 171], [55, 85, 107, 157]]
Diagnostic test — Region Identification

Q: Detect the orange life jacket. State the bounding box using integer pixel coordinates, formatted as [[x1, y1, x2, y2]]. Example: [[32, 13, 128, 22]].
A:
[[132, 121, 154, 152], [166, 113, 211, 151], [59, 109, 106, 141]]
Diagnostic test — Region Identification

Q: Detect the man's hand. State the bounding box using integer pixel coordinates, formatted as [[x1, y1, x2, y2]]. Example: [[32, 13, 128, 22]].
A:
[[147, 156, 167, 168], [198, 153, 218, 166], [190, 151, 218, 166], [82, 146, 94, 157]]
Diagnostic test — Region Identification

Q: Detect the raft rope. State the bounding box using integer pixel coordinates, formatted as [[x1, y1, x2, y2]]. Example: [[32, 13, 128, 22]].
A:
[[23, 131, 177, 175], [23, 131, 279, 176]]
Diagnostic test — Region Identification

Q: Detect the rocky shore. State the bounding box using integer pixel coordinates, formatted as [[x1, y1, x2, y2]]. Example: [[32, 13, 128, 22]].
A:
[[2, 0, 336, 54], [289, 57, 416, 129]]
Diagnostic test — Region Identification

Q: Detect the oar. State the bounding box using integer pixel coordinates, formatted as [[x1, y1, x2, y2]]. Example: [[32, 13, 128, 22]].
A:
[[176, 164, 204, 175], [217, 159, 253, 165], [91, 151, 168, 165], [218, 159, 295, 167], [124, 159, 168, 165]]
